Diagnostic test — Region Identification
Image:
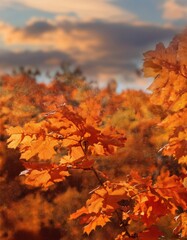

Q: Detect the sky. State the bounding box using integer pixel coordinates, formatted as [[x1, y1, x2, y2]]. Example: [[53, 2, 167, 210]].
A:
[[0, 0, 187, 90]]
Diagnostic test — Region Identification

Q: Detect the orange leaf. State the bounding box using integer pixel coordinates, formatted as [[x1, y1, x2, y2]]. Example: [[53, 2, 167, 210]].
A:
[[20, 136, 58, 160], [6, 126, 23, 149], [24, 169, 52, 188], [69, 206, 88, 220], [87, 194, 104, 213], [83, 214, 110, 235], [7, 133, 22, 149], [181, 212, 187, 237], [174, 213, 187, 237]]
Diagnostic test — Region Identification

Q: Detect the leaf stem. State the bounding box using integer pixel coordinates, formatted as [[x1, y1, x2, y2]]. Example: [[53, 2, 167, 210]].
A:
[[91, 167, 105, 186]]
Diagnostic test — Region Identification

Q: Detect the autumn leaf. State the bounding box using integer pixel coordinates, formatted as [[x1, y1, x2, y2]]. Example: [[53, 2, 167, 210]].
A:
[[144, 31, 187, 111], [180, 213, 187, 237], [20, 136, 59, 160], [6, 126, 23, 149], [174, 213, 187, 237], [70, 181, 137, 234], [7, 133, 23, 149], [83, 214, 111, 235], [170, 93, 187, 112], [90, 143, 105, 155], [144, 29, 187, 167], [23, 165, 70, 188], [69, 206, 88, 220], [24, 169, 52, 188], [62, 135, 80, 147], [87, 193, 104, 213], [183, 177, 187, 189]]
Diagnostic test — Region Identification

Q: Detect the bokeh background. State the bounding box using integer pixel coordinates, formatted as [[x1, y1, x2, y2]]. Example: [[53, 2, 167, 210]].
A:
[[1, 1, 187, 240], [0, 0, 187, 90]]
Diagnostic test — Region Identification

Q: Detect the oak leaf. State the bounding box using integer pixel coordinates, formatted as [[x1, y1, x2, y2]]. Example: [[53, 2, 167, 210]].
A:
[[83, 214, 111, 235], [20, 136, 58, 160], [24, 169, 52, 188], [6, 126, 23, 149]]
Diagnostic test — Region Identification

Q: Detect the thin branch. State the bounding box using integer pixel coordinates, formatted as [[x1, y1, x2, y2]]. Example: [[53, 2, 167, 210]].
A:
[[115, 210, 132, 238]]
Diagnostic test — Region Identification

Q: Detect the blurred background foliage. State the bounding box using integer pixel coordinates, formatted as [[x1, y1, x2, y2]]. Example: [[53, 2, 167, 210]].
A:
[[0, 67, 174, 240]]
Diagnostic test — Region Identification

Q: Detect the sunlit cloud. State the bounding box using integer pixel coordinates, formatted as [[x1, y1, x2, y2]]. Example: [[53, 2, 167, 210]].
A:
[[0, 20, 103, 64], [162, 0, 187, 20], [0, 17, 177, 79], [0, 0, 137, 23]]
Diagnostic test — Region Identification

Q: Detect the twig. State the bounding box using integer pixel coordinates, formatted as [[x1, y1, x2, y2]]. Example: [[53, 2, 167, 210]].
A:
[[91, 167, 105, 186], [115, 210, 132, 238]]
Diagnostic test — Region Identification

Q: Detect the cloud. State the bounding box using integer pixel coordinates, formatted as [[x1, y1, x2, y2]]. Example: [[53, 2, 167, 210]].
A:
[[0, 50, 74, 69], [0, 19, 106, 66], [0, 0, 12, 9], [24, 19, 56, 35], [1, 0, 137, 23], [162, 0, 187, 20], [0, 18, 178, 85]]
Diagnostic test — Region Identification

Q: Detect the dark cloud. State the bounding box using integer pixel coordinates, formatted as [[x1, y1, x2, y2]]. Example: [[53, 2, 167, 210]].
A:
[[0, 50, 74, 68], [64, 21, 176, 45], [63, 22, 177, 75], [20, 19, 177, 48], [64, 23, 177, 55], [23, 20, 55, 35]]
